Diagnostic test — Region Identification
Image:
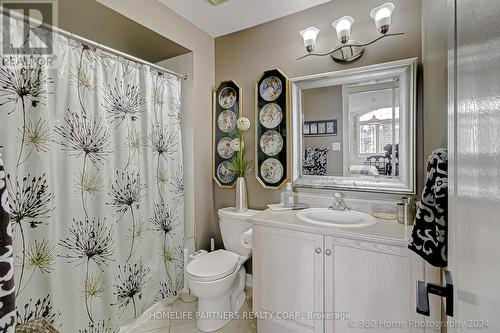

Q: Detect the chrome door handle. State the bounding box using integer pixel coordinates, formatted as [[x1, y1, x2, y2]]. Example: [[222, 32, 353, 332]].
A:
[[315, 247, 322, 254], [325, 249, 332, 256]]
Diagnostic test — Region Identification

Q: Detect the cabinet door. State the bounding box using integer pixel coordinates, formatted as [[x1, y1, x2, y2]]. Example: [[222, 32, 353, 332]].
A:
[[324, 236, 426, 333], [253, 225, 324, 333]]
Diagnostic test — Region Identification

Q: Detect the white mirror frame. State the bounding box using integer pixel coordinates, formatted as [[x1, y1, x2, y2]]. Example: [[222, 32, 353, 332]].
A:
[[291, 58, 417, 194]]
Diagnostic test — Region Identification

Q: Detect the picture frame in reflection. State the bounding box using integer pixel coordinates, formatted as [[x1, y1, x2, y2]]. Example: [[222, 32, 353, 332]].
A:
[[318, 122, 326, 134], [303, 123, 310, 135], [326, 120, 337, 134], [309, 122, 318, 135], [304, 119, 337, 136]]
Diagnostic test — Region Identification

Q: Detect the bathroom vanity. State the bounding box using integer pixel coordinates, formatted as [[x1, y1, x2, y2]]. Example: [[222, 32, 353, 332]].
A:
[[250, 58, 439, 332], [250, 209, 432, 333]]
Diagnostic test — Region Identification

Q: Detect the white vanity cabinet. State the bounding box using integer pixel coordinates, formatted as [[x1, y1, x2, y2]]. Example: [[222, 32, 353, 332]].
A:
[[324, 236, 425, 333], [253, 226, 325, 333], [253, 224, 429, 333]]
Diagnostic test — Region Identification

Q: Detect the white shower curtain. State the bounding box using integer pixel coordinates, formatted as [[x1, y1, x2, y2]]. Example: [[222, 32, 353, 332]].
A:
[[0, 18, 184, 332]]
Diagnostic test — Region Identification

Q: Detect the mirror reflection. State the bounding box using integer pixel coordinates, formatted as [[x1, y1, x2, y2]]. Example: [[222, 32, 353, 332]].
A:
[[302, 78, 400, 179]]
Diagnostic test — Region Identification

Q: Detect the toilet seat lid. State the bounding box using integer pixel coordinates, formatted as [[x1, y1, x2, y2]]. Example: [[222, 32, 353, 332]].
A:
[[186, 250, 240, 281]]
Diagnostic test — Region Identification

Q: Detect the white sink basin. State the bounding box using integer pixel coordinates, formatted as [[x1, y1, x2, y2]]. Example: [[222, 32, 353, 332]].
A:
[[296, 208, 377, 228]]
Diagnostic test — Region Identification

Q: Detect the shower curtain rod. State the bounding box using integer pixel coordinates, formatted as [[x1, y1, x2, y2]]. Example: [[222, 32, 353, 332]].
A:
[[0, 8, 188, 80]]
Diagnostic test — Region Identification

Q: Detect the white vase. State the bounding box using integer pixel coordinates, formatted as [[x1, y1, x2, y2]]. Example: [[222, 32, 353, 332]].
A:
[[235, 177, 248, 213]]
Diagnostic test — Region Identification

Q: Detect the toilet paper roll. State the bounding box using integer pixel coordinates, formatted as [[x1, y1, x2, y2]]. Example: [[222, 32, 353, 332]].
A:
[[240, 229, 253, 249]]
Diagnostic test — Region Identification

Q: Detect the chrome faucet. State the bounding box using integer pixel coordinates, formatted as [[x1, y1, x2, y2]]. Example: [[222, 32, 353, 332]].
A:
[[329, 193, 351, 212]]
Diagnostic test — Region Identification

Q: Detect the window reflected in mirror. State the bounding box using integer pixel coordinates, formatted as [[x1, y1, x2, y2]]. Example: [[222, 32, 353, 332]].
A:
[[302, 78, 401, 178]]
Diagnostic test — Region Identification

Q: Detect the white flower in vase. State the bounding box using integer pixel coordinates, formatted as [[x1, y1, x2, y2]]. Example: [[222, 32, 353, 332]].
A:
[[228, 117, 253, 178], [236, 117, 250, 131]]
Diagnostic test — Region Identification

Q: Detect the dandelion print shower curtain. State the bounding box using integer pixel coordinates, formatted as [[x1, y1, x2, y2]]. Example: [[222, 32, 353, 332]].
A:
[[0, 18, 184, 331]]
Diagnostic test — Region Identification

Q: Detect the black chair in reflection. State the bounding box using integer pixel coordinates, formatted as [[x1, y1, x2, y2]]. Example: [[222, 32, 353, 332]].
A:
[[364, 155, 387, 175], [364, 143, 399, 176]]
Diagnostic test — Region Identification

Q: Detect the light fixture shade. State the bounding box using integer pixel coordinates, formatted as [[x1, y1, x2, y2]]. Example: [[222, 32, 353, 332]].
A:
[[300, 26, 320, 53], [370, 2, 395, 34], [332, 16, 354, 44]]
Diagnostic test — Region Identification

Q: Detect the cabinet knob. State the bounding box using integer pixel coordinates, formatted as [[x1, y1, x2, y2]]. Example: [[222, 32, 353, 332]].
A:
[[325, 249, 332, 256], [315, 247, 322, 254]]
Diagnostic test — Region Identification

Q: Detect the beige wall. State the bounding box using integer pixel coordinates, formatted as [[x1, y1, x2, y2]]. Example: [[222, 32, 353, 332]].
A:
[[422, 0, 448, 159], [97, 0, 216, 250], [58, 0, 189, 62], [302, 86, 343, 176], [214, 0, 423, 231]]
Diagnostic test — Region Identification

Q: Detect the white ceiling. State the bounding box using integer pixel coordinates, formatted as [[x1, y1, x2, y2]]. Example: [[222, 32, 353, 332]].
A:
[[158, 0, 332, 37]]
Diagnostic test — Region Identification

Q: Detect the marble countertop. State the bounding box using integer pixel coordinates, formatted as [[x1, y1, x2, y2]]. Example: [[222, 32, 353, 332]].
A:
[[249, 209, 413, 246]]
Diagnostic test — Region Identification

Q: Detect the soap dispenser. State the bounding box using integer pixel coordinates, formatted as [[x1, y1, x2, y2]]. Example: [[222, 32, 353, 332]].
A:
[[282, 183, 295, 208]]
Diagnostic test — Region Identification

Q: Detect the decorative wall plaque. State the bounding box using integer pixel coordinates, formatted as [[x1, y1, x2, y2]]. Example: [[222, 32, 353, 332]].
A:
[[255, 69, 290, 189], [213, 80, 242, 188]]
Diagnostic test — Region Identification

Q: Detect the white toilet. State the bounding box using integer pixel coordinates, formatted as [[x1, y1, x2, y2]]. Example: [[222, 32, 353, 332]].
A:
[[186, 207, 259, 332]]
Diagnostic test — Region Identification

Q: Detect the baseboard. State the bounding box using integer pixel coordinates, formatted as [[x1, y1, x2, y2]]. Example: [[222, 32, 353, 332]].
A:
[[246, 273, 253, 288]]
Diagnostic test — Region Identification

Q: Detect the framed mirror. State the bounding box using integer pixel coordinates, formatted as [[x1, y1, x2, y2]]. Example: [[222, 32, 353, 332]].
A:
[[291, 58, 417, 194]]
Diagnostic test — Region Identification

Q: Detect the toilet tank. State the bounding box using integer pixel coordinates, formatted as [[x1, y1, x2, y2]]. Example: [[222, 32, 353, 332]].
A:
[[218, 208, 260, 257]]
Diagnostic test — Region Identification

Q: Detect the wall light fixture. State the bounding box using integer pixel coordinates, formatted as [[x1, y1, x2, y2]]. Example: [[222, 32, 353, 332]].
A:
[[298, 2, 403, 63]]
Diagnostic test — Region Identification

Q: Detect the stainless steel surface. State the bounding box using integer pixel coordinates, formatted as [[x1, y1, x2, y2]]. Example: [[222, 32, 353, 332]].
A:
[[330, 44, 365, 62], [396, 202, 405, 224], [0, 9, 187, 80], [298, 32, 404, 62], [234, 177, 248, 213], [291, 58, 417, 194], [328, 192, 351, 212], [402, 197, 416, 225]]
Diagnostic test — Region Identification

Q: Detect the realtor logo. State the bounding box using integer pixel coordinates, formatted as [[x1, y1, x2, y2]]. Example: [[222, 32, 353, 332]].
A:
[[1, 0, 58, 55]]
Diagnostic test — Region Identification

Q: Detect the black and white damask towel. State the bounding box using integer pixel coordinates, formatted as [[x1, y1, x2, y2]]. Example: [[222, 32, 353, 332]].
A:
[[303, 148, 329, 176], [0, 152, 15, 331], [408, 148, 448, 267]]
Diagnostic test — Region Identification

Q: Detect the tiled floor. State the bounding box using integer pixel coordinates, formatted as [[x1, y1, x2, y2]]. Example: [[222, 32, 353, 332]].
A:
[[133, 288, 256, 333]]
